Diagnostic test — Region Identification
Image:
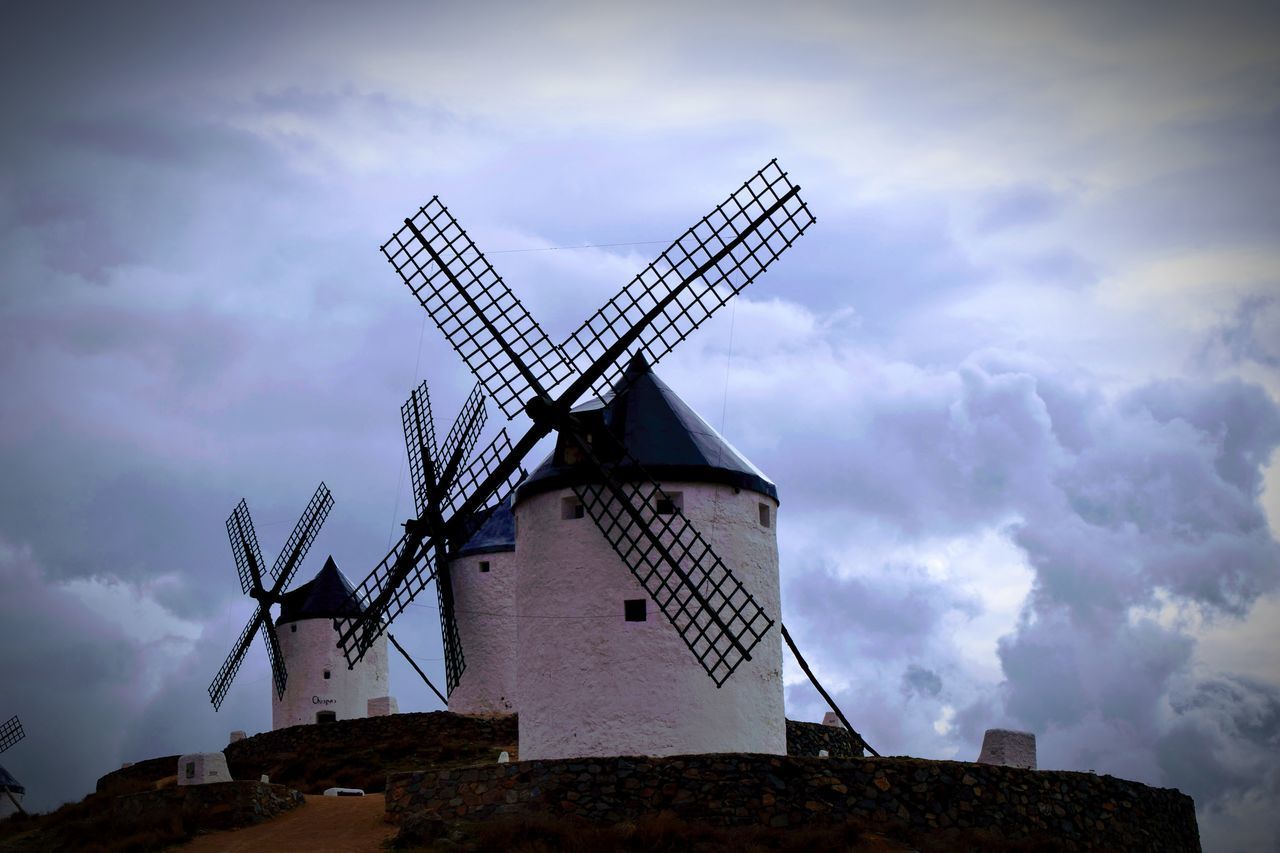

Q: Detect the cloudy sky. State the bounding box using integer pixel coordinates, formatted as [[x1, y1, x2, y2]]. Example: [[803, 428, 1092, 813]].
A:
[[2, 2, 1278, 849]]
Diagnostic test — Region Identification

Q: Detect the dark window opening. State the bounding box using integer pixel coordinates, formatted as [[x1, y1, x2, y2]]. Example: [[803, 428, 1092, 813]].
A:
[[562, 497, 585, 520], [479, 561, 491, 573], [290, 624, 297, 633], [624, 598, 647, 622], [323, 669, 331, 680], [185, 762, 195, 779], [655, 491, 682, 515], [758, 503, 771, 527], [316, 711, 336, 724]]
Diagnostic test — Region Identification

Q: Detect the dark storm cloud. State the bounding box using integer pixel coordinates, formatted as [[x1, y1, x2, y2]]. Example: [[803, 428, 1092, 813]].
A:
[[902, 664, 944, 698], [1208, 294, 1280, 371], [787, 557, 981, 659], [0, 546, 158, 809], [767, 347, 1280, 836], [1159, 674, 1280, 803]]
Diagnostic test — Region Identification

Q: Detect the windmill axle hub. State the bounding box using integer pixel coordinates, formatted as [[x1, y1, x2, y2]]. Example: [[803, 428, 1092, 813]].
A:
[[522, 394, 566, 429]]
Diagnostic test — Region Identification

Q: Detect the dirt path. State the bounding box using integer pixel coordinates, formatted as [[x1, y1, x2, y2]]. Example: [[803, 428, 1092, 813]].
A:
[[182, 793, 395, 852]]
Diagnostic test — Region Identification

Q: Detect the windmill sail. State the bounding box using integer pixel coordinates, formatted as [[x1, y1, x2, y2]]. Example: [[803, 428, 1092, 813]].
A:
[[562, 160, 814, 399], [382, 200, 575, 417], [339, 161, 813, 694], [207, 483, 333, 710], [0, 716, 24, 755]]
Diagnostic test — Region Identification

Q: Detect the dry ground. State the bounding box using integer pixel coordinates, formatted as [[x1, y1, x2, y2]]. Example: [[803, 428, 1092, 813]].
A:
[[181, 793, 393, 852]]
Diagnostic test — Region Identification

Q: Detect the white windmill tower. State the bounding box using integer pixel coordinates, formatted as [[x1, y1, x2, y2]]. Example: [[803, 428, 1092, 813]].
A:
[[447, 497, 517, 715], [513, 354, 784, 758], [207, 485, 395, 728], [0, 715, 26, 819]]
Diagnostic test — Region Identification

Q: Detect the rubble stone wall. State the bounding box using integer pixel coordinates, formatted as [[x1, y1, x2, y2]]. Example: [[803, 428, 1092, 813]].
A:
[[385, 754, 1200, 852], [112, 781, 303, 832], [784, 720, 864, 758]]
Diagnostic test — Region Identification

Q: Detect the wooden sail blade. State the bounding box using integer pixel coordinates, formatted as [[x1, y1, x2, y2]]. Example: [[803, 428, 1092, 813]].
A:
[[561, 160, 814, 401], [0, 716, 24, 755], [571, 440, 775, 687], [442, 428, 524, 519], [335, 528, 439, 667], [208, 604, 270, 711], [269, 482, 334, 589], [226, 500, 266, 596], [261, 619, 288, 701], [382, 199, 574, 418], [437, 383, 487, 499], [401, 381, 440, 518], [433, 553, 465, 695]]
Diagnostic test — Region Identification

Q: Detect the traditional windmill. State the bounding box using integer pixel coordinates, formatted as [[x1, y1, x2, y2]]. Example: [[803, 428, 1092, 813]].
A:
[[337, 160, 873, 756], [207, 484, 392, 728], [0, 715, 26, 818]]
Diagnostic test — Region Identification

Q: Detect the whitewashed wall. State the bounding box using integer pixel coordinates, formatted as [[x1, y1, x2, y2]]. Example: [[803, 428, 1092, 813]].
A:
[[272, 618, 389, 729], [448, 550, 518, 715], [0, 789, 22, 820], [514, 481, 784, 759]]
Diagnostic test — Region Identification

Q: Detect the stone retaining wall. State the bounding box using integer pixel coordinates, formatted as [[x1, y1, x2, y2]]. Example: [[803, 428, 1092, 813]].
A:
[[93, 712, 518, 796], [96, 755, 179, 794], [112, 781, 303, 832], [785, 720, 863, 758], [385, 754, 1199, 852]]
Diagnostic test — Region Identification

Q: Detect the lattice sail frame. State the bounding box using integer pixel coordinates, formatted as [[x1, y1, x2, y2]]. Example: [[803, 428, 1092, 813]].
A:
[[356, 160, 812, 689], [563, 160, 814, 398], [208, 483, 333, 711], [437, 384, 487, 504], [336, 528, 437, 668], [209, 606, 275, 710], [270, 485, 334, 585], [227, 501, 266, 596], [382, 205, 575, 418], [337, 431, 527, 672], [338, 379, 522, 691], [0, 715, 24, 754], [572, 449, 775, 686]]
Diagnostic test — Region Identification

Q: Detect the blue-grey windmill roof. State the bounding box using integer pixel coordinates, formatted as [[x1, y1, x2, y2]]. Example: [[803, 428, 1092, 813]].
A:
[[0, 764, 22, 794], [276, 556, 366, 624], [515, 354, 777, 504], [456, 497, 515, 557]]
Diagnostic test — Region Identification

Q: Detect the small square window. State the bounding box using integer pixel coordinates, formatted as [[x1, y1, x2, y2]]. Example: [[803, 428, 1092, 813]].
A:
[[655, 491, 682, 515], [562, 497, 585, 520], [290, 624, 297, 633], [624, 599, 647, 622], [323, 669, 331, 680], [185, 762, 195, 779], [479, 561, 491, 573], [758, 503, 771, 527]]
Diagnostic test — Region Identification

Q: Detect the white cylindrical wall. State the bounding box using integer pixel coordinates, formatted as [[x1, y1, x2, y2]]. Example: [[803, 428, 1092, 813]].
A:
[[448, 550, 518, 715], [272, 619, 389, 730], [514, 481, 784, 759]]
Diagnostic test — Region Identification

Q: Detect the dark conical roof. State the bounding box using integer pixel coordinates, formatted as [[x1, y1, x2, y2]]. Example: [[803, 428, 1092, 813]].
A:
[[276, 556, 366, 624], [515, 354, 776, 504], [0, 763, 23, 794], [456, 497, 516, 557]]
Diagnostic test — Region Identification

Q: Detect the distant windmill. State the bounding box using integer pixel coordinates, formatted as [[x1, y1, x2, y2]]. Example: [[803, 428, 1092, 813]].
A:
[[0, 715, 26, 817], [338, 160, 805, 686], [208, 484, 333, 710]]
